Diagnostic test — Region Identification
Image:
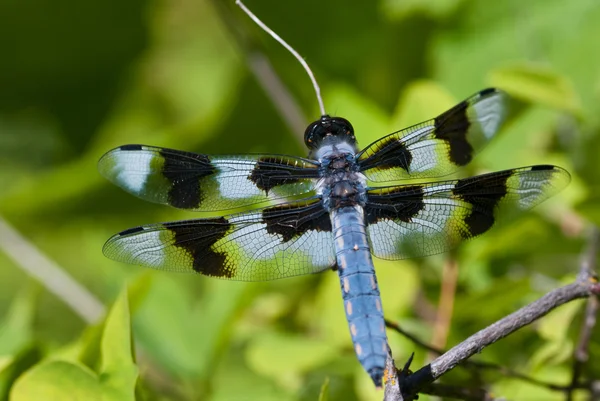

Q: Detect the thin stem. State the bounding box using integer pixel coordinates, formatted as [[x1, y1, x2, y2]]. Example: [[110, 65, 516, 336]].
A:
[[385, 319, 442, 355], [430, 257, 458, 356], [567, 226, 600, 401], [211, 0, 306, 142], [402, 280, 600, 396], [0, 216, 105, 323], [235, 0, 326, 117], [386, 319, 573, 391]]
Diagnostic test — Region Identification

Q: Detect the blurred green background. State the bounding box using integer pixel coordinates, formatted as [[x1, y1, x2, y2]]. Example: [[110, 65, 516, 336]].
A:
[[1, 0, 599, 400]]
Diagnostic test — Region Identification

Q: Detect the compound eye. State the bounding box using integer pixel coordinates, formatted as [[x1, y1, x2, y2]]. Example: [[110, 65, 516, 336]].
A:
[[303, 115, 354, 149], [304, 120, 323, 149]]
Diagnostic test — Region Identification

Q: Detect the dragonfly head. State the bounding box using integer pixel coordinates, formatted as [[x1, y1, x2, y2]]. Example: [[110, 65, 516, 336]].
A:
[[304, 115, 356, 152]]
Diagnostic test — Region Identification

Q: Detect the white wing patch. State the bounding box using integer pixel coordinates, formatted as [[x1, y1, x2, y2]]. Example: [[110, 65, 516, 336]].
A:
[[407, 139, 439, 173], [212, 158, 263, 200], [112, 149, 154, 194], [472, 92, 506, 140], [105, 228, 166, 268]]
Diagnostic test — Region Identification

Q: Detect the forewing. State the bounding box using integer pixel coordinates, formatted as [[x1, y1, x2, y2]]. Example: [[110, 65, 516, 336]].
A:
[[365, 166, 570, 259], [358, 88, 510, 181], [98, 145, 320, 212], [103, 199, 336, 281]]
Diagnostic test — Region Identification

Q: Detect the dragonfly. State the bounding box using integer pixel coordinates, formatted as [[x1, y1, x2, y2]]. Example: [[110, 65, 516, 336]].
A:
[[99, 87, 570, 386]]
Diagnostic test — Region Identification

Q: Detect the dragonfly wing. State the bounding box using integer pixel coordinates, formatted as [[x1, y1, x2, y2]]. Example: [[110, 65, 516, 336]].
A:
[[99, 145, 320, 212], [103, 199, 336, 281], [365, 165, 570, 259]]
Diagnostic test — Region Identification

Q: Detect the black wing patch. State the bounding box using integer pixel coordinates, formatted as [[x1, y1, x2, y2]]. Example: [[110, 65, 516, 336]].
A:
[[357, 88, 511, 181], [365, 165, 570, 259], [103, 199, 336, 281], [98, 145, 320, 212]]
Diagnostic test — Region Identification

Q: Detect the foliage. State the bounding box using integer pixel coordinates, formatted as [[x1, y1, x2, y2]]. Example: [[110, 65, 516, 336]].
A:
[[0, 0, 599, 400]]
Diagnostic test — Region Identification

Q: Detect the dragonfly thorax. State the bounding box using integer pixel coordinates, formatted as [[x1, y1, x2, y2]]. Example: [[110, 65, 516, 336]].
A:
[[318, 154, 367, 210]]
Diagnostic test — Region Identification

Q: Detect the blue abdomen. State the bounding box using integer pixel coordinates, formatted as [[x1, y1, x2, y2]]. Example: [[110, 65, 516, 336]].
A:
[[330, 205, 388, 387]]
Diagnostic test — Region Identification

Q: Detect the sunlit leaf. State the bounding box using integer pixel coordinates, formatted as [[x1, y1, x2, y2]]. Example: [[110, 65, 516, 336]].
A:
[[489, 64, 581, 114], [324, 83, 389, 146], [0, 285, 37, 356], [99, 289, 137, 399], [529, 299, 581, 370], [389, 80, 456, 131], [537, 298, 581, 342], [245, 332, 337, 388], [382, 0, 465, 20], [529, 340, 574, 372], [10, 360, 103, 401], [318, 376, 329, 401]]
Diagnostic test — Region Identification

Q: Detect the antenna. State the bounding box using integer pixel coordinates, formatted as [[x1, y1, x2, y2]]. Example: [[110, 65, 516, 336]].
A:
[[235, 0, 327, 117]]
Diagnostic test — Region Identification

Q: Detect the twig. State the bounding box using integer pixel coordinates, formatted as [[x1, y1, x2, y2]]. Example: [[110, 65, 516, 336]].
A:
[[567, 226, 599, 401], [470, 360, 581, 392], [401, 279, 600, 397], [590, 380, 600, 400], [386, 319, 573, 391], [0, 216, 105, 323], [246, 53, 308, 139], [385, 319, 442, 355], [430, 257, 458, 356], [418, 382, 497, 401], [383, 352, 404, 401]]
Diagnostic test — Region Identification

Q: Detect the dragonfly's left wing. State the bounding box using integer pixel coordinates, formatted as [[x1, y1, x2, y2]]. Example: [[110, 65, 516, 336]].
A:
[[103, 199, 336, 281], [357, 88, 510, 182], [99, 145, 320, 212], [364, 165, 570, 260]]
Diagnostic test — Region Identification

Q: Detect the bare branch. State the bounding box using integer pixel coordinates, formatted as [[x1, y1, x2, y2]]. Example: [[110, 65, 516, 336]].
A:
[[401, 279, 600, 396], [0, 216, 105, 323], [383, 352, 404, 401], [246, 53, 308, 138], [418, 382, 498, 401], [385, 319, 443, 355], [430, 257, 458, 357], [568, 226, 599, 401], [470, 360, 581, 392], [386, 319, 574, 392]]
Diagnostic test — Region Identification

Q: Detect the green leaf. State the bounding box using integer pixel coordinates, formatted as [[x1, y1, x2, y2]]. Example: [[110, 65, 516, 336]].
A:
[[577, 196, 600, 226], [134, 276, 250, 380], [0, 357, 12, 373], [529, 299, 581, 371], [324, 83, 389, 146], [318, 376, 330, 401], [494, 365, 568, 401], [0, 346, 43, 400], [529, 340, 574, 372], [312, 273, 353, 350], [58, 274, 152, 369], [489, 63, 581, 114], [10, 360, 103, 401], [382, 0, 465, 20], [389, 80, 456, 131], [11, 290, 138, 401], [126, 272, 154, 316], [245, 332, 337, 388], [0, 284, 37, 356], [433, 0, 600, 121], [537, 298, 581, 342], [99, 289, 137, 400]]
